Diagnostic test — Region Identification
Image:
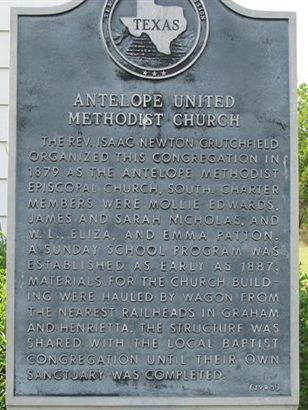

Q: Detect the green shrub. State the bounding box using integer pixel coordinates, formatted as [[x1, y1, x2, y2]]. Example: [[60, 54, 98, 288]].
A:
[[0, 234, 5, 271], [0, 268, 5, 410], [300, 267, 308, 409], [0, 233, 5, 409]]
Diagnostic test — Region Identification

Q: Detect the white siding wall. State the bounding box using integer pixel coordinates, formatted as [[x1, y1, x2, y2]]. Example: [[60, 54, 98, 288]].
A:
[[0, 0, 70, 233]]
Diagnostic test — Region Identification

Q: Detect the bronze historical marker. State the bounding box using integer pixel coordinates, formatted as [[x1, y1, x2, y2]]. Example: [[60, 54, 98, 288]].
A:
[[7, 1, 298, 409]]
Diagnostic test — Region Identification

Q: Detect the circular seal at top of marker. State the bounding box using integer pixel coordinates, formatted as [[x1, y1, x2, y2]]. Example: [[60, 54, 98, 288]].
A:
[[101, 0, 209, 80]]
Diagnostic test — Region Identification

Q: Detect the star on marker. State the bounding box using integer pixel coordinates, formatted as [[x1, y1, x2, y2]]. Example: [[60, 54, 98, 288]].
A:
[[143, 71, 148, 75], [162, 71, 167, 76], [152, 71, 157, 76]]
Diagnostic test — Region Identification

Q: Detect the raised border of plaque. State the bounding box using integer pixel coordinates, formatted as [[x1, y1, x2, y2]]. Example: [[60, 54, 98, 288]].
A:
[[6, 0, 299, 409]]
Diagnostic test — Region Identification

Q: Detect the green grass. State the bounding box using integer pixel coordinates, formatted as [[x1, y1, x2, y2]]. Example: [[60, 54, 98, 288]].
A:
[[300, 242, 308, 273], [301, 229, 308, 272]]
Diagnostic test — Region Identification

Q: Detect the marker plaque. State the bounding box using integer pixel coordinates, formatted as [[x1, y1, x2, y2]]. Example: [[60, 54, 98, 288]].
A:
[[7, 1, 298, 409]]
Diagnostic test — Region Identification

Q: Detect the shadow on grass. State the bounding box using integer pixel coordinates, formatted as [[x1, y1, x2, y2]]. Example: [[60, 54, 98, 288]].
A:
[[300, 230, 308, 245]]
